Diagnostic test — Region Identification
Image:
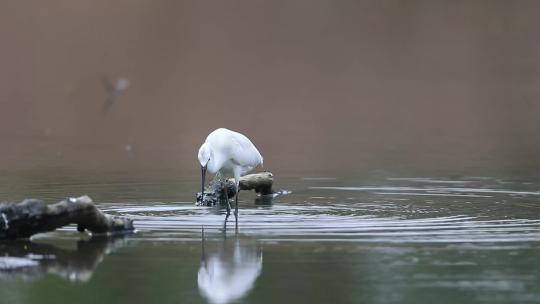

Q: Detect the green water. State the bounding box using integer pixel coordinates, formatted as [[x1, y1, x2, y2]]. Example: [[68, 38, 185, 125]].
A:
[[0, 169, 540, 303]]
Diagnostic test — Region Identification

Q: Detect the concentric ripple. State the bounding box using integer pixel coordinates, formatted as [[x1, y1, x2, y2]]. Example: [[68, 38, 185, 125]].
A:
[[98, 202, 540, 243], [85, 176, 540, 244]]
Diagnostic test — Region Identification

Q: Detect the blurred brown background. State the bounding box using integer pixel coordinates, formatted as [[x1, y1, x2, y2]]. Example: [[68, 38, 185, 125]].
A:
[[1, 0, 539, 175]]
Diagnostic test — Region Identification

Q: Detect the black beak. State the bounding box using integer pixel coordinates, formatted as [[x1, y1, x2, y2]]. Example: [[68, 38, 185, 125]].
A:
[[201, 165, 207, 201]]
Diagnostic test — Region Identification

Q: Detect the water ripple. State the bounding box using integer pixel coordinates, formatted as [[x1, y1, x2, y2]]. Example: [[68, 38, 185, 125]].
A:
[[100, 203, 540, 244], [310, 186, 540, 196]]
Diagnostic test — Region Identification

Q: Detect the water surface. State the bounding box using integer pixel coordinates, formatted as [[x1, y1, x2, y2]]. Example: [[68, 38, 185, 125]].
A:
[[0, 170, 539, 303]]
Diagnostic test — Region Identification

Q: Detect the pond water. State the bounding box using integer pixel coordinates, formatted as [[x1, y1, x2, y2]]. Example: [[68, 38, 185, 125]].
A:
[[0, 169, 539, 304]]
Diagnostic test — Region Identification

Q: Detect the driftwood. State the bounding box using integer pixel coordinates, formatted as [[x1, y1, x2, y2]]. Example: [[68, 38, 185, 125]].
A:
[[0, 196, 134, 239], [197, 172, 274, 206]]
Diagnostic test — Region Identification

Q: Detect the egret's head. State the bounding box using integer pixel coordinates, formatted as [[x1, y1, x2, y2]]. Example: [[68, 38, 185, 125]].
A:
[[198, 143, 212, 168], [198, 143, 213, 201]]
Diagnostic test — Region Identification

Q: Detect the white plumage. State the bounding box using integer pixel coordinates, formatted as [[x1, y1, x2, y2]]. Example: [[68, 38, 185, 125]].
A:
[[198, 128, 263, 216]]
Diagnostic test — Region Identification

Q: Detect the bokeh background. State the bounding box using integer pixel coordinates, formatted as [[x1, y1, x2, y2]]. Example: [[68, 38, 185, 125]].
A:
[[1, 0, 539, 175]]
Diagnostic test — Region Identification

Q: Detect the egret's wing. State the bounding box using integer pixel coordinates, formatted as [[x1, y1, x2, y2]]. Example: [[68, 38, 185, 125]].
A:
[[230, 132, 263, 169]]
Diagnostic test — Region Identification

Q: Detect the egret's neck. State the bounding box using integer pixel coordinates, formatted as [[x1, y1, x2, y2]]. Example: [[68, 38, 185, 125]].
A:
[[206, 148, 226, 174]]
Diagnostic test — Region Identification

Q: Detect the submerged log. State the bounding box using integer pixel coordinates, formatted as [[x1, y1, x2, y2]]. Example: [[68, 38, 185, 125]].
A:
[[0, 196, 134, 239], [197, 172, 274, 206]]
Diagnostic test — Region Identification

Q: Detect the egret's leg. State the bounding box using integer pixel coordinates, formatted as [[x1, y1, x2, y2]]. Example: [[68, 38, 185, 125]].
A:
[[223, 216, 228, 232], [224, 183, 231, 217], [234, 181, 240, 219], [232, 172, 241, 221], [234, 190, 240, 224]]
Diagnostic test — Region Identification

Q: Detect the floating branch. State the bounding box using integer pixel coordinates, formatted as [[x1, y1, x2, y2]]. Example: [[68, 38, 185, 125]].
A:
[[0, 196, 134, 240], [197, 172, 274, 206]]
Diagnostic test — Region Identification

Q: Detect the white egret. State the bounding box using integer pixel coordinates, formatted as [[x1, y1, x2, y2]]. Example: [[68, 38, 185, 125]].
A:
[[198, 128, 263, 217]]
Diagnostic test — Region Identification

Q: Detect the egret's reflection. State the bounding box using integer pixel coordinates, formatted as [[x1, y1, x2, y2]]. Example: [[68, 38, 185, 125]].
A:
[[0, 234, 129, 282], [198, 231, 263, 304]]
